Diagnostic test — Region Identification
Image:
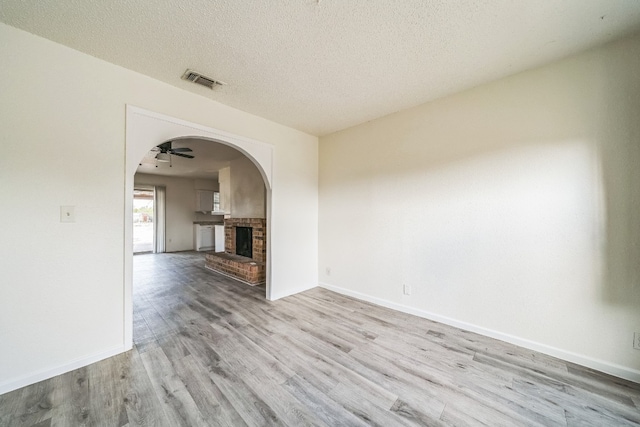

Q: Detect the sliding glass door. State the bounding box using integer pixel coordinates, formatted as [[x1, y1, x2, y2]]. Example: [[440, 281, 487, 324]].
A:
[[133, 186, 166, 254]]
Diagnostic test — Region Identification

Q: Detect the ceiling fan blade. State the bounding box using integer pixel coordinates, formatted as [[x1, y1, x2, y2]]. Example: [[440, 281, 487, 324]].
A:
[[157, 141, 172, 151], [170, 147, 193, 153], [172, 152, 194, 159]]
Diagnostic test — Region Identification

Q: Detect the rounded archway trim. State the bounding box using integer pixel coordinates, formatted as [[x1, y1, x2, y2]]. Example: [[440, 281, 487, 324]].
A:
[[125, 106, 273, 189]]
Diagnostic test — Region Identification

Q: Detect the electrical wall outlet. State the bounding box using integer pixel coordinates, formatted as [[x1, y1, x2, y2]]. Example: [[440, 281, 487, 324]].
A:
[[403, 284, 412, 295], [325, 267, 331, 276], [60, 205, 75, 223], [634, 332, 640, 350]]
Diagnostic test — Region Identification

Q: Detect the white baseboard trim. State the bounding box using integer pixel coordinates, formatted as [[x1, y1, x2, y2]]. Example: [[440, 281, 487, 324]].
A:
[[0, 344, 126, 395], [319, 282, 640, 384]]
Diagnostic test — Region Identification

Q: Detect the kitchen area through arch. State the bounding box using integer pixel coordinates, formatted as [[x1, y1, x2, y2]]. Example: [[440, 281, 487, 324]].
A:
[[135, 138, 267, 287], [194, 187, 225, 252]]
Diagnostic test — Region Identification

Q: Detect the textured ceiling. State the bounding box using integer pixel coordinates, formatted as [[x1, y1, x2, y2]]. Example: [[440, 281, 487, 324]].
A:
[[2, 1, 640, 136]]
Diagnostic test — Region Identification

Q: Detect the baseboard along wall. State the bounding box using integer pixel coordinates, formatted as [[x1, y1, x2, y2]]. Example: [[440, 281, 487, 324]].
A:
[[0, 345, 126, 395], [319, 282, 640, 384]]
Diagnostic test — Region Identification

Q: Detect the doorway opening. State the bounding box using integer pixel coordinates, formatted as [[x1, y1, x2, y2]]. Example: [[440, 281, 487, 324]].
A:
[[132, 186, 166, 254], [126, 106, 274, 349]]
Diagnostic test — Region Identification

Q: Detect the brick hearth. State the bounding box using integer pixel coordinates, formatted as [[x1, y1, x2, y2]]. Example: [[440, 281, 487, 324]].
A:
[[205, 218, 266, 285]]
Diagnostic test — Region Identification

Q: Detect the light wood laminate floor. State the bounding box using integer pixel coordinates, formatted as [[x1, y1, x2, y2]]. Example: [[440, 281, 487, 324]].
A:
[[1, 252, 639, 426]]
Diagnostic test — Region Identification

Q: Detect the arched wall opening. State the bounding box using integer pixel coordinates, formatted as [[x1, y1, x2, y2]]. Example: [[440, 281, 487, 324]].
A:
[[125, 105, 274, 349]]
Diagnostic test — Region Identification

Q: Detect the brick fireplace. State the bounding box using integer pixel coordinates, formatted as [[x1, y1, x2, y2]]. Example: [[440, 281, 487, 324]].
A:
[[205, 218, 266, 285], [224, 218, 266, 262]]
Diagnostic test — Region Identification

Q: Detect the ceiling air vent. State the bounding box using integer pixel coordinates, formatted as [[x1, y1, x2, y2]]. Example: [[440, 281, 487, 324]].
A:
[[181, 69, 226, 90]]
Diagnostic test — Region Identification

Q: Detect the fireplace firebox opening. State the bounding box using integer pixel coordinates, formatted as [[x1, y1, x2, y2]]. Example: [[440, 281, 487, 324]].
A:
[[236, 226, 253, 258]]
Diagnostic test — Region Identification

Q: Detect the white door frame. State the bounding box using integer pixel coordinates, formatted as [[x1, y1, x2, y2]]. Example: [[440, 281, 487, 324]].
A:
[[124, 105, 274, 349]]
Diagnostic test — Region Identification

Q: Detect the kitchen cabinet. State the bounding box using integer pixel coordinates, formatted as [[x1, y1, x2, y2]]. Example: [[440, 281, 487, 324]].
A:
[[194, 224, 225, 252], [196, 190, 214, 212], [196, 190, 221, 213]]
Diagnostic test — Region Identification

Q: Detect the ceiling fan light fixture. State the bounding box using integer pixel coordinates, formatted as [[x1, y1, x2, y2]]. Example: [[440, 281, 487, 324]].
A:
[[156, 153, 171, 162]]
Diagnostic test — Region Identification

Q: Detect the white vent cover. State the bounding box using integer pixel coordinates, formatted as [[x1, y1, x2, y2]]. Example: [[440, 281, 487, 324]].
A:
[[181, 69, 226, 89]]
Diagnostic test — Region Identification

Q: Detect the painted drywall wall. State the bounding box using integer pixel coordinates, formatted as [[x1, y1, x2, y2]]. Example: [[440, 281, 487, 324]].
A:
[[218, 167, 231, 214], [194, 178, 219, 192], [0, 23, 318, 394], [134, 173, 201, 252], [319, 33, 640, 380], [230, 156, 266, 218]]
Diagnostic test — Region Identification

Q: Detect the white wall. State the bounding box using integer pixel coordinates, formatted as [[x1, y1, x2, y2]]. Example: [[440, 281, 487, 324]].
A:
[[194, 178, 219, 192], [0, 23, 318, 394], [134, 173, 203, 252], [230, 156, 266, 218], [218, 167, 231, 214], [319, 33, 640, 381]]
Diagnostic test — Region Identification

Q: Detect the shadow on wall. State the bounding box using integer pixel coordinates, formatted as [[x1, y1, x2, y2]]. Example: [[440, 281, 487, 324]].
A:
[[323, 131, 638, 313], [393, 136, 638, 311], [319, 33, 640, 317], [597, 42, 640, 307], [396, 141, 605, 316]]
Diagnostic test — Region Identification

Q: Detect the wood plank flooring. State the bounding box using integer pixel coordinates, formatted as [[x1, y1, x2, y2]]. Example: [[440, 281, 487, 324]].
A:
[[1, 251, 639, 426]]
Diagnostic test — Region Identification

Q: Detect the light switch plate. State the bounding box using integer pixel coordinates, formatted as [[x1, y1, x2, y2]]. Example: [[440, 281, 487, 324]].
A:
[[60, 206, 75, 223]]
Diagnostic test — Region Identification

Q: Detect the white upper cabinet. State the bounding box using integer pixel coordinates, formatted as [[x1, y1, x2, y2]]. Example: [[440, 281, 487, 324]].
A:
[[196, 190, 222, 213], [196, 190, 214, 212]]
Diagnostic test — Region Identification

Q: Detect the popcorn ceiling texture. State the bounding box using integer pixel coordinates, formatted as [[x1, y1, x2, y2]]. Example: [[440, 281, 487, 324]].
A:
[[1, 0, 639, 135]]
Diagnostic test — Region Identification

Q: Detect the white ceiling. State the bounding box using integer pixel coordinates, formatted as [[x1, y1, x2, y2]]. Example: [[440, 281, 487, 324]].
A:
[[2, 1, 640, 136]]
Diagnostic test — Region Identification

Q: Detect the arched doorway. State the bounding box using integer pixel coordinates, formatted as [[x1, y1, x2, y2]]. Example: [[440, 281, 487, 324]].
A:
[[125, 106, 273, 349]]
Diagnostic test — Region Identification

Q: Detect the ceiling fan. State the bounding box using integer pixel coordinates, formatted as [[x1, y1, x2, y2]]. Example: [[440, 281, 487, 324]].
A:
[[153, 141, 194, 161]]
